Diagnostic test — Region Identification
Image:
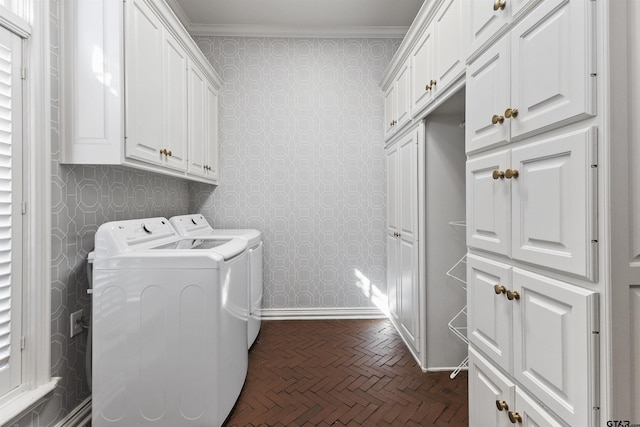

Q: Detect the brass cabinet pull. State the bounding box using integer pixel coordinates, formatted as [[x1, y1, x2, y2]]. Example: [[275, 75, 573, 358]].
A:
[[505, 169, 519, 179], [430, 79, 437, 87], [506, 290, 520, 301], [159, 148, 167, 156], [492, 114, 505, 125], [494, 284, 507, 295], [505, 108, 518, 119], [495, 400, 509, 411], [492, 170, 505, 180], [425, 84, 430, 91], [508, 411, 523, 423], [167, 150, 172, 157], [494, 0, 507, 11]]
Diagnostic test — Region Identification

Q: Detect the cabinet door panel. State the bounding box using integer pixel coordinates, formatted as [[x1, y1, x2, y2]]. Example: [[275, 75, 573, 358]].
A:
[[512, 268, 598, 427], [514, 388, 564, 427], [386, 142, 399, 321], [384, 85, 395, 139], [410, 25, 434, 114], [205, 82, 219, 182], [398, 131, 419, 349], [125, 0, 163, 164], [466, 150, 511, 256], [468, 0, 510, 56], [468, 347, 514, 427], [466, 38, 510, 154], [511, 127, 597, 279], [395, 61, 411, 129], [187, 63, 207, 178], [434, 0, 464, 92], [163, 33, 188, 171], [510, 0, 595, 141], [467, 255, 512, 371], [387, 233, 399, 322]]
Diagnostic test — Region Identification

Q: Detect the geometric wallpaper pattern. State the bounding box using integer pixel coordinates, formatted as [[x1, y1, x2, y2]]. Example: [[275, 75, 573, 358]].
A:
[[190, 36, 400, 310], [10, 2, 190, 425]]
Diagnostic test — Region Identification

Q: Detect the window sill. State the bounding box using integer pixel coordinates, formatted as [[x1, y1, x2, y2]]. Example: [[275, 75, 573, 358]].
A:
[[0, 378, 60, 426]]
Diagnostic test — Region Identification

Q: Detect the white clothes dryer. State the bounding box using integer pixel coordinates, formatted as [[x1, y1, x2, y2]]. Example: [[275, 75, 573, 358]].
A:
[[91, 217, 248, 427], [170, 214, 263, 348]]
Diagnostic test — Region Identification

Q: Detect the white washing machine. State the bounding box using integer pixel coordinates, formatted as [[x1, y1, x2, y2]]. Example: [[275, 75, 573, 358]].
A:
[[170, 214, 263, 348], [91, 217, 248, 427]]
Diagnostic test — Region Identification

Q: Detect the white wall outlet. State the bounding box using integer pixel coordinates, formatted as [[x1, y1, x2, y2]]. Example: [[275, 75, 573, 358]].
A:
[[70, 309, 84, 337]]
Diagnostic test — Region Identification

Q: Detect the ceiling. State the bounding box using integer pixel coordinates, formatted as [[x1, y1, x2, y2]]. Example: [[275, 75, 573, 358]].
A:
[[166, 0, 425, 38]]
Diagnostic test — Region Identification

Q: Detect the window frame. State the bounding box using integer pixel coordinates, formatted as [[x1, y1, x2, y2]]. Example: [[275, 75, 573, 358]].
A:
[[0, 0, 54, 423]]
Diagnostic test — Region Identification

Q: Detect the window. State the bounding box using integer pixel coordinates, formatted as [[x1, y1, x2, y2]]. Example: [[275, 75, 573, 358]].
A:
[[0, 23, 23, 399], [0, 0, 53, 423]]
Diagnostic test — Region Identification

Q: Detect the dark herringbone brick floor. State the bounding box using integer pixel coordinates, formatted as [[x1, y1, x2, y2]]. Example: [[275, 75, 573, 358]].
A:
[[224, 319, 468, 426]]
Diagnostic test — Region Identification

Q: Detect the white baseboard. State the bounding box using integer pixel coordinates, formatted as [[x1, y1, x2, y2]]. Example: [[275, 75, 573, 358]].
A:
[[260, 307, 387, 320], [54, 396, 91, 427]]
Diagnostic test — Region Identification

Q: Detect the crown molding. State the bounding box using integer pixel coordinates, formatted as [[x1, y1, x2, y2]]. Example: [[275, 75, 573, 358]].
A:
[[188, 24, 409, 38]]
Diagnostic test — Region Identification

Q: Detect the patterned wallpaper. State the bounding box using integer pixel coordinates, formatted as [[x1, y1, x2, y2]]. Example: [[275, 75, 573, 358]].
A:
[[9, 2, 191, 425], [190, 37, 401, 311]]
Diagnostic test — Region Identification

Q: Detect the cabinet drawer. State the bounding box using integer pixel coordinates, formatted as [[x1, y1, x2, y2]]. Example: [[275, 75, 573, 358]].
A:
[[512, 268, 598, 427]]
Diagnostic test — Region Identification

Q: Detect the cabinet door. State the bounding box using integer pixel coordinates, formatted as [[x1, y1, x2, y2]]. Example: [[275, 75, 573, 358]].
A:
[[395, 60, 411, 129], [410, 24, 434, 115], [466, 37, 510, 154], [513, 388, 564, 427], [467, 255, 512, 371], [509, 0, 595, 141], [398, 131, 419, 349], [512, 268, 598, 427], [386, 142, 399, 321], [125, 0, 164, 164], [187, 62, 207, 178], [433, 0, 464, 93], [163, 33, 188, 171], [511, 127, 597, 279], [384, 84, 395, 139], [468, 347, 514, 427], [466, 150, 510, 256], [204, 82, 219, 182], [467, 0, 510, 56]]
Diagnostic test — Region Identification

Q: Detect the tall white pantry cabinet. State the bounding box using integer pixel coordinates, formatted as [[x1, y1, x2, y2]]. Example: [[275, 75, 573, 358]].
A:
[[383, 0, 639, 425]]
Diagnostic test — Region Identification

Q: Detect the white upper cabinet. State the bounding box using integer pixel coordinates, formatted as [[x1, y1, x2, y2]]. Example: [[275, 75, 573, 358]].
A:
[[410, 24, 434, 115], [467, 0, 541, 58], [466, 0, 595, 154], [384, 60, 410, 140], [61, 0, 222, 184], [433, 0, 465, 94]]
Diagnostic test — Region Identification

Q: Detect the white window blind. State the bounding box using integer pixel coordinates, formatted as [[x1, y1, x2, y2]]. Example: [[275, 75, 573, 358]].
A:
[[0, 24, 22, 398]]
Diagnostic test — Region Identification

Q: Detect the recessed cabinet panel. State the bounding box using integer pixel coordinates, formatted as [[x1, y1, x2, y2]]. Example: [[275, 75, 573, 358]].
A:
[[395, 61, 411, 129], [510, 0, 595, 141], [514, 388, 563, 427], [125, 0, 164, 165], [467, 254, 512, 371], [466, 150, 511, 256], [386, 143, 399, 234], [468, 0, 510, 56], [468, 347, 514, 427], [163, 34, 188, 171], [187, 63, 207, 178], [511, 127, 596, 279], [466, 38, 510, 154], [387, 233, 399, 322], [400, 238, 418, 347], [399, 135, 417, 241], [384, 85, 395, 139], [434, 0, 464, 92], [205, 83, 220, 182], [512, 268, 597, 427], [410, 25, 434, 114]]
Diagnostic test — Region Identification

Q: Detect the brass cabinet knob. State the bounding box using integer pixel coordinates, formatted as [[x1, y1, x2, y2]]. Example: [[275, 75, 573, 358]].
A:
[[159, 148, 167, 156], [494, 0, 507, 11], [508, 411, 523, 423], [492, 114, 505, 125], [505, 169, 519, 179], [505, 108, 518, 119], [506, 290, 520, 301], [430, 79, 437, 87], [425, 84, 430, 91], [167, 150, 172, 157], [494, 284, 507, 295], [492, 170, 505, 180], [495, 400, 509, 411]]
